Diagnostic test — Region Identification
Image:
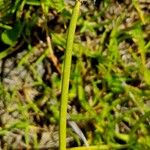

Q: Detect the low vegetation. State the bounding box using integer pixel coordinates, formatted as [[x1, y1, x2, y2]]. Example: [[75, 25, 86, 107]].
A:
[[0, 0, 150, 149]]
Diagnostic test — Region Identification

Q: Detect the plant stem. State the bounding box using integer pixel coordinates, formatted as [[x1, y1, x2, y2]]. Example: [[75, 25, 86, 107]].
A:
[[59, 1, 81, 150], [66, 144, 128, 150]]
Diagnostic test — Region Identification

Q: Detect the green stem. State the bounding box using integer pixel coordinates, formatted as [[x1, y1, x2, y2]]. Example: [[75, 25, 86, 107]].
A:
[[59, 1, 81, 150], [66, 144, 128, 150]]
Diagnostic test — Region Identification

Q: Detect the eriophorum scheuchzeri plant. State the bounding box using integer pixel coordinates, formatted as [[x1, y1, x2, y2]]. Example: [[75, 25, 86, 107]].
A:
[[59, 0, 81, 150]]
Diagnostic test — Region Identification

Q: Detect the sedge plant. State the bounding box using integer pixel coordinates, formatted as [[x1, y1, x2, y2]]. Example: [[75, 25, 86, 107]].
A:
[[59, 0, 81, 150]]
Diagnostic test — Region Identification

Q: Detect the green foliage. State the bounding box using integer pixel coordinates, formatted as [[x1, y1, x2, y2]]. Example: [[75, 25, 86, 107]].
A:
[[26, 0, 64, 12], [0, 0, 150, 149], [1, 22, 23, 45]]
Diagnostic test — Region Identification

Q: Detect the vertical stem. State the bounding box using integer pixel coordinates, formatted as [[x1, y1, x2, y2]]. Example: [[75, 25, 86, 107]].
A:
[[59, 1, 81, 150]]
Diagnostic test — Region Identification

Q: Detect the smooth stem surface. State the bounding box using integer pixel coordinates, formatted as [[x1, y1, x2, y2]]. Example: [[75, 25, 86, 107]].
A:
[[66, 144, 128, 150], [59, 1, 81, 150]]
